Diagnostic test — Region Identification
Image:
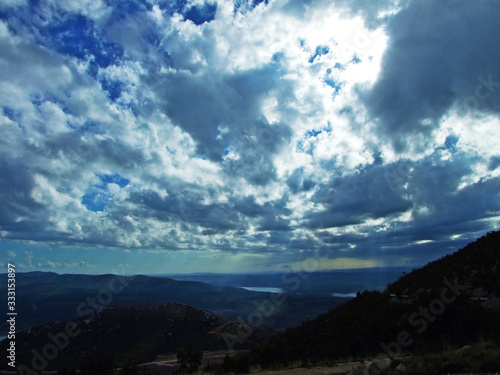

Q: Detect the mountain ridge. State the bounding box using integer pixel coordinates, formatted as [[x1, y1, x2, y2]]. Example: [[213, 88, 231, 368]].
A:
[[1, 302, 275, 372], [220, 231, 500, 373], [0, 269, 346, 335]]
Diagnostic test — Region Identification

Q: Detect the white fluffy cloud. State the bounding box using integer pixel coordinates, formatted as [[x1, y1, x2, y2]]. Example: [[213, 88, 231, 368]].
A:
[[0, 0, 499, 272]]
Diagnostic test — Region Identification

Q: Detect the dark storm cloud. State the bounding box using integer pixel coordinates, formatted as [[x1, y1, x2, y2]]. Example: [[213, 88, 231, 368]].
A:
[[312, 229, 470, 266], [287, 167, 315, 194], [266, 230, 293, 245], [0, 158, 45, 233], [363, 0, 500, 151], [257, 216, 291, 231], [305, 162, 413, 229], [234, 195, 290, 218], [156, 63, 281, 155], [305, 145, 500, 264], [233, 195, 291, 231], [488, 156, 500, 171], [42, 131, 147, 171], [122, 187, 243, 232], [224, 121, 292, 186], [409, 164, 500, 236], [157, 73, 232, 159], [153, 62, 292, 184]]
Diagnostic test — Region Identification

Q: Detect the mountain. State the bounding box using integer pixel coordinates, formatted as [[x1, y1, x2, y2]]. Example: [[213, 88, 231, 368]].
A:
[[164, 268, 408, 296], [387, 231, 500, 298], [0, 271, 344, 334], [220, 231, 500, 373], [0, 302, 275, 372]]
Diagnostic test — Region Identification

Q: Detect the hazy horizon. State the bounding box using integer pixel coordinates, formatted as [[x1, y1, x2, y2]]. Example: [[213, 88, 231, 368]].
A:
[[0, 264, 413, 276]]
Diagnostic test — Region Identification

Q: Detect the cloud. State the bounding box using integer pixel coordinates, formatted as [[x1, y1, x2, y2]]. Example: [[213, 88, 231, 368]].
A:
[[330, 0, 399, 28], [0, 0, 499, 272], [489, 156, 500, 171], [34, 259, 96, 269], [362, 0, 500, 152], [305, 161, 413, 229], [25, 251, 34, 269], [0, 0, 27, 9]]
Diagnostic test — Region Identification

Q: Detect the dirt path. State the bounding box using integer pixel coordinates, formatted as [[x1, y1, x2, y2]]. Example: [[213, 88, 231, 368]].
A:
[[139, 350, 248, 375], [139, 352, 363, 375], [248, 362, 363, 375]]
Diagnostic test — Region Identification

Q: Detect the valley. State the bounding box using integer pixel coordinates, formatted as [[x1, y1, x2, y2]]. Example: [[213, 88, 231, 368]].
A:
[[1, 231, 499, 374]]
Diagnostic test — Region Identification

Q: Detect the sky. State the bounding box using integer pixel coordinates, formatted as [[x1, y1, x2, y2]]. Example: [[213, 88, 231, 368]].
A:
[[0, 0, 499, 275]]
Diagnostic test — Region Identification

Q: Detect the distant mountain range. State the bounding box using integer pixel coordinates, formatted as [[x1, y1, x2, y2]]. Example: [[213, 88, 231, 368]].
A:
[[1, 232, 499, 374], [162, 268, 408, 295], [0, 271, 347, 335], [221, 231, 500, 373]]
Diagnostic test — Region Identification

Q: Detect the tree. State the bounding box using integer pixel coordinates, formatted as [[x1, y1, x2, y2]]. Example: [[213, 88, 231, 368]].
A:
[[176, 347, 203, 374], [120, 362, 139, 375], [81, 355, 115, 375]]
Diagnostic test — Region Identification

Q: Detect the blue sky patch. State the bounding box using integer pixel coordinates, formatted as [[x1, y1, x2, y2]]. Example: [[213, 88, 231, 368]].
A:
[[296, 129, 323, 153], [351, 55, 362, 64], [100, 173, 130, 188], [488, 156, 500, 171], [250, 0, 269, 7], [324, 79, 343, 94], [2, 106, 18, 122], [81, 174, 130, 212], [234, 0, 269, 13], [81, 190, 109, 212], [44, 15, 123, 68], [309, 45, 329, 63], [157, 0, 188, 15], [305, 129, 322, 138], [334, 62, 345, 70], [183, 3, 217, 25], [444, 134, 459, 152], [100, 78, 124, 102], [0, 10, 9, 23]]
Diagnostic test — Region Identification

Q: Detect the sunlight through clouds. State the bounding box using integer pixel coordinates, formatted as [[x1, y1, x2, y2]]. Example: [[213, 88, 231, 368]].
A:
[[0, 0, 499, 273]]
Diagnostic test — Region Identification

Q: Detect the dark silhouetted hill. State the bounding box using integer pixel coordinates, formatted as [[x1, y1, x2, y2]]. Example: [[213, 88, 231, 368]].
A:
[[0, 302, 275, 372], [221, 231, 500, 372], [0, 271, 344, 335]]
